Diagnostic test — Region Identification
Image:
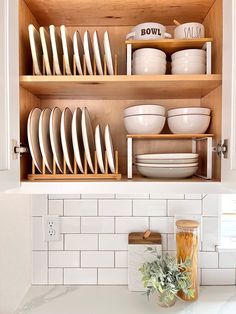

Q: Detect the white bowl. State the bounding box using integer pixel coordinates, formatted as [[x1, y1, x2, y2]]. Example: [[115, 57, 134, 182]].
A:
[[168, 114, 211, 134], [136, 163, 198, 178], [168, 107, 211, 117], [174, 22, 205, 39], [136, 158, 198, 164], [124, 104, 166, 117], [124, 115, 166, 134], [171, 63, 205, 74], [135, 153, 199, 164], [171, 49, 206, 61], [133, 48, 166, 59], [133, 60, 166, 75], [172, 57, 205, 65]]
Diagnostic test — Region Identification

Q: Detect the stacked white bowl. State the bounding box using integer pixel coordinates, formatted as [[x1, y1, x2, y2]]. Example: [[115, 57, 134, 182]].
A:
[[171, 49, 206, 74], [135, 153, 199, 178], [132, 48, 167, 75], [123, 104, 166, 134], [167, 107, 211, 134]]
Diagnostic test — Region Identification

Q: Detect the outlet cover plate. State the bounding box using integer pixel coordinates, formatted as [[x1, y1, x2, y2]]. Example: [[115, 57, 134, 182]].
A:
[[43, 215, 60, 242]]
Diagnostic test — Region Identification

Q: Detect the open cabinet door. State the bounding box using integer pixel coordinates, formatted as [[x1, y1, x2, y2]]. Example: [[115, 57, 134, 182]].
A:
[[221, 0, 236, 190], [0, 0, 20, 191]]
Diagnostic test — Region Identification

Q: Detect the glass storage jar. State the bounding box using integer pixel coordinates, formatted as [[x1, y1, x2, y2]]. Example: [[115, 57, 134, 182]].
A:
[[176, 219, 200, 301]]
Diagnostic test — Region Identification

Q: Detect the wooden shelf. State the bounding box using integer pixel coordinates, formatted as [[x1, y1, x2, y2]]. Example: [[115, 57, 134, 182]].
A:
[[125, 38, 213, 54], [127, 134, 214, 139], [20, 75, 222, 99]]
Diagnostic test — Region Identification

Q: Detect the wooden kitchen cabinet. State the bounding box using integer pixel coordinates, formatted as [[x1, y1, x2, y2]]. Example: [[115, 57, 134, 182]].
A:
[[0, 0, 235, 194]]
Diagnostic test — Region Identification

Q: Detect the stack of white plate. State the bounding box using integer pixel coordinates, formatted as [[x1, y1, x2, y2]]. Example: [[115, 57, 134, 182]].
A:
[[135, 153, 199, 179], [171, 49, 206, 75], [123, 104, 166, 134], [27, 107, 116, 175], [167, 107, 211, 134]]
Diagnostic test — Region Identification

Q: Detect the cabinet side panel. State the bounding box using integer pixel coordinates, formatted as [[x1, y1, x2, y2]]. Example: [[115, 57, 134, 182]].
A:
[[19, 0, 40, 75]]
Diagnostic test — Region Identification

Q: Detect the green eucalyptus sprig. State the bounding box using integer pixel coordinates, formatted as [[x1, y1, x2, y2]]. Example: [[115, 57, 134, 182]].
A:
[[139, 247, 195, 301]]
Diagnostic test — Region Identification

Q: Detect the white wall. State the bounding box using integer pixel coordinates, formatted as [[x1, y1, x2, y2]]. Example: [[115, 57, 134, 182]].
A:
[[0, 193, 31, 314]]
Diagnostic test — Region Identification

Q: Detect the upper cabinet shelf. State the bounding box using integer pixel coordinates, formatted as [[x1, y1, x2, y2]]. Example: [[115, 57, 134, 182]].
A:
[[20, 74, 222, 99], [125, 38, 213, 54]]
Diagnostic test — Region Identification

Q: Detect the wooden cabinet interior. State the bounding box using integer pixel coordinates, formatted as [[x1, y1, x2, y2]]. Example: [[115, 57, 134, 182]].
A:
[[19, 0, 222, 182]]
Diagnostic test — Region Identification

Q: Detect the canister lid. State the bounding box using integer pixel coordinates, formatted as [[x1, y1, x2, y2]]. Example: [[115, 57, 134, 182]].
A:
[[176, 219, 200, 229]]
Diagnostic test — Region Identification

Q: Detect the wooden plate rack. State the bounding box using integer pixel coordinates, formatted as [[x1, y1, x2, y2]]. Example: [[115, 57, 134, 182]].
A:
[[33, 53, 118, 76], [28, 150, 121, 181]]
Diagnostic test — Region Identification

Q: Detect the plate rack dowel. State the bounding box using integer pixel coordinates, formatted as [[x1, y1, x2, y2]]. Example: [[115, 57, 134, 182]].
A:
[[83, 54, 87, 75], [93, 56, 97, 75], [42, 160, 46, 174], [115, 150, 119, 174], [53, 158, 56, 175], [84, 153, 88, 174], [105, 151, 108, 174], [104, 55, 107, 75], [73, 55, 77, 75], [63, 157, 67, 174], [74, 157, 77, 175], [32, 160, 35, 175], [62, 55, 66, 75], [94, 151, 98, 174], [114, 54, 118, 75]]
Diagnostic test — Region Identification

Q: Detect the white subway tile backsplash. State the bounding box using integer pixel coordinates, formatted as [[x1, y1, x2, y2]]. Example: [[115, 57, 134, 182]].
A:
[[32, 217, 47, 250], [185, 194, 203, 200], [64, 268, 97, 284], [99, 234, 128, 250], [219, 252, 236, 268], [98, 268, 128, 285], [65, 234, 98, 250], [202, 217, 219, 251], [99, 200, 132, 216], [81, 251, 114, 267], [168, 200, 201, 216], [81, 194, 115, 199], [202, 269, 235, 285], [161, 234, 168, 250], [115, 194, 149, 199], [49, 194, 81, 200], [150, 217, 174, 233], [61, 217, 81, 233], [49, 238, 64, 251], [115, 217, 149, 233], [48, 200, 63, 216], [167, 234, 176, 251], [64, 200, 97, 216], [115, 251, 128, 268], [32, 195, 48, 216], [81, 217, 114, 233], [133, 200, 166, 216], [200, 252, 219, 268], [150, 194, 184, 200], [48, 268, 63, 285], [49, 251, 80, 267], [32, 251, 48, 284], [203, 194, 220, 216]]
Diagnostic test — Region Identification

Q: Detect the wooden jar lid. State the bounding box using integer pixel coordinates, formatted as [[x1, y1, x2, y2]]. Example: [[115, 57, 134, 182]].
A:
[[128, 230, 161, 244], [176, 219, 200, 229]]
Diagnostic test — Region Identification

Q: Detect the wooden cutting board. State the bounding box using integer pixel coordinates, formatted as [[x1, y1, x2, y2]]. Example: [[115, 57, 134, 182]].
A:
[[128, 231, 162, 291]]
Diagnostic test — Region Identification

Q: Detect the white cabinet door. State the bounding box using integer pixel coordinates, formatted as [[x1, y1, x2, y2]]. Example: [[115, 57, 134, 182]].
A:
[[0, 0, 20, 191], [221, 0, 236, 189]]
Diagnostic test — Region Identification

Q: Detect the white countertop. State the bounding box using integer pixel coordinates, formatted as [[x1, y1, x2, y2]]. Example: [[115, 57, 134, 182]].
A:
[[15, 286, 236, 314]]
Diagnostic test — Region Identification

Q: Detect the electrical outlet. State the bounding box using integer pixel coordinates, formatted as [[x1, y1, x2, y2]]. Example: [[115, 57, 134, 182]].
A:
[[43, 215, 60, 241]]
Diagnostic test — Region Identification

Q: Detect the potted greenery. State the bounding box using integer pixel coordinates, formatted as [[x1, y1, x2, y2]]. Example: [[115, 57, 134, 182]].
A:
[[139, 248, 194, 307]]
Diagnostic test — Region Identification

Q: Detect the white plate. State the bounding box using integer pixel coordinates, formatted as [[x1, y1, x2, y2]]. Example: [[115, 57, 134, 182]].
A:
[[105, 124, 115, 173], [135, 162, 198, 168], [135, 158, 198, 164], [72, 108, 84, 173], [49, 25, 63, 75], [27, 108, 43, 173], [49, 107, 63, 173], [73, 31, 84, 75], [136, 153, 199, 160], [39, 26, 53, 75], [104, 31, 114, 75], [167, 107, 211, 117], [95, 125, 105, 173], [28, 24, 43, 75], [83, 30, 94, 75], [136, 164, 198, 179], [61, 25, 73, 75], [93, 31, 104, 75], [61, 108, 74, 173], [81, 107, 95, 173], [39, 108, 53, 173]]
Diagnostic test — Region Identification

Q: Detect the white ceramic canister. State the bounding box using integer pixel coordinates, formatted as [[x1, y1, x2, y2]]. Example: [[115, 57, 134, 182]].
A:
[[126, 22, 172, 40]]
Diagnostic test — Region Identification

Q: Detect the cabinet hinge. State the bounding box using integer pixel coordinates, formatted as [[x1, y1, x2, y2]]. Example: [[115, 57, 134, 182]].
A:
[[213, 139, 228, 158], [12, 140, 28, 160]]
